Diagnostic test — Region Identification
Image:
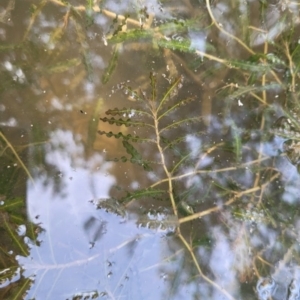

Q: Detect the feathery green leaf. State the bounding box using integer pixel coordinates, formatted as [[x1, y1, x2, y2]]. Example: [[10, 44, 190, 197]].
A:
[[157, 76, 184, 112], [100, 117, 154, 128], [102, 45, 119, 84], [121, 188, 166, 203], [98, 130, 154, 143], [159, 116, 202, 133], [158, 96, 196, 120]]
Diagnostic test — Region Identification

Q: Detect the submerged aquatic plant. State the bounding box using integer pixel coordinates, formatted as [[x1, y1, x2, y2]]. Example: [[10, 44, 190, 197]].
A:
[[98, 72, 288, 299], [2, 0, 300, 298]]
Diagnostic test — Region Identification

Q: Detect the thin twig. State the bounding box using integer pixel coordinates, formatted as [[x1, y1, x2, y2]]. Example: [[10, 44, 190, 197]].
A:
[[23, 0, 47, 41], [284, 40, 296, 93], [205, 0, 254, 54], [150, 155, 271, 189], [179, 234, 236, 300], [179, 172, 279, 224], [0, 132, 35, 184]]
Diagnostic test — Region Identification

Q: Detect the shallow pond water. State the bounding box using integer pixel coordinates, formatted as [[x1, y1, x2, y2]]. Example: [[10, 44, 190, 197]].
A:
[[1, 1, 300, 299]]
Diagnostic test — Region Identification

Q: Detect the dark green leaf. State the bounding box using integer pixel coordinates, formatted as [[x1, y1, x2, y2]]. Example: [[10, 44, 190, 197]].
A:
[[100, 117, 154, 128], [102, 45, 119, 84], [225, 83, 281, 101], [122, 141, 152, 170], [98, 130, 154, 143], [108, 29, 152, 44], [157, 76, 184, 112], [105, 107, 152, 118], [157, 37, 195, 53], [159, 116, 202, 133], [158, 96, 196, 120], [121, 188, 166, 203], [45, 58, 81, 74], [149, 72, 157, 102]]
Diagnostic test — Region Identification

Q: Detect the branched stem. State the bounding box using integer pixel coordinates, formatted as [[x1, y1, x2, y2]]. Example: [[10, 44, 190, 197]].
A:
[[179, 234, 236, 300], [205, 0, 254, 55], [150, 155, 271, 189], [179, 172, 279, 224], [205, 0, 282, 85], [153, 110, 178, 217], [151, 79, 238, 299]]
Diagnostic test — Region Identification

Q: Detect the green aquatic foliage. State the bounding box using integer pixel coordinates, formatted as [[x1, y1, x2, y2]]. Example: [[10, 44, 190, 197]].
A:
[[45, 58, 81, 74], [122, 140, 153, 171], [224, 83, 281, 101], [3, 0, 300, 298], [0, 194, 40, 299], [100, 116, 153, 127], [108, 29, 152, 44], [156, 37, 194, 53], [101, 45, 119, 84], [96, 31, 300, 294], [98, 130, 152, 143], [98, 72, 246, 299], [101, 17, 214, 83], [121, 187, 166, 203], [99, 72, 201, 176]]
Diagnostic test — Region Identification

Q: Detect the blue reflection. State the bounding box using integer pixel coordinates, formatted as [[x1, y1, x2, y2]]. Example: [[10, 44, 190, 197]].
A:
[[288, 279, 300, 300], [256, 277, 277, 300]]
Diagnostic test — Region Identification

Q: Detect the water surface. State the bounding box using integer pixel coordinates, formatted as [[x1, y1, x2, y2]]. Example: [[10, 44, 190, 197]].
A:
[[1, 1, 300, 299]]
